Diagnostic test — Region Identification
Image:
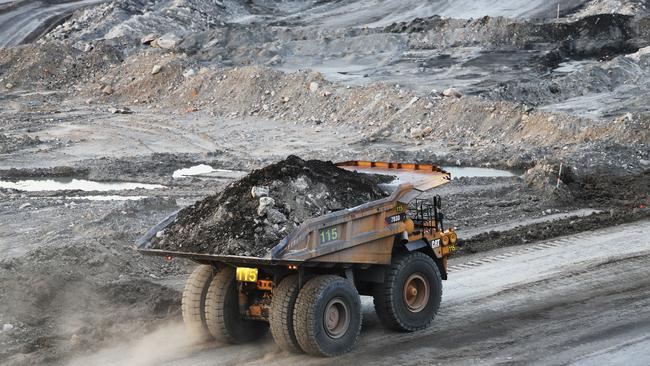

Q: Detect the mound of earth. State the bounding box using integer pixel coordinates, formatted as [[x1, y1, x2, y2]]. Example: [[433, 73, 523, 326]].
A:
[[150, 156, 389, 257]]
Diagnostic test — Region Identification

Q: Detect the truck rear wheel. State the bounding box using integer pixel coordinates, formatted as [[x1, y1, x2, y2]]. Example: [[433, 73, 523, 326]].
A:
[[269, 274, 302, 353], [182, 264, 216, 341], [373, 251, 442, 332], [293, 275, 362, 357], [204, 266, 268, 343]]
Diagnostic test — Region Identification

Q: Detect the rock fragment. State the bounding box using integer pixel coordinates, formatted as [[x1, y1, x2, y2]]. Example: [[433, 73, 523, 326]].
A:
[[442, 88, 462, 98], [410, 128, 423, 138], [155, 33, 181, 49], [266, 208, 287, 224], [108, 107, 134, 114], [70, 334, 81, 345], [251, 186, 269, 198], [151, 65, 162, 75], [257, 196, 275, 216], [141, 33, 157, 45]]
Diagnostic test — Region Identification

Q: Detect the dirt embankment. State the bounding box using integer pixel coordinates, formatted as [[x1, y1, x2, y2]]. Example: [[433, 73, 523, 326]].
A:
[[460, 207, 650, 254], [2, 37, 646, 178], [457, 166, 650, 255], [0, 41, 123, 90], [63, 49, 643, 148], [150, 156, 388, 257], [83, 55, 647, 169], [2, 10, 648, 172]]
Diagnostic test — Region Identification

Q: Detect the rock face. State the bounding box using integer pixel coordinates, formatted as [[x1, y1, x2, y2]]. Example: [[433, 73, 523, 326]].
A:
[[150, 156, 389, 257]]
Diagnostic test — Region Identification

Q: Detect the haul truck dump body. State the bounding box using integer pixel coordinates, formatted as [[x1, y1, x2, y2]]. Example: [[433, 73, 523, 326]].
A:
[[137, 161, 456, 356]]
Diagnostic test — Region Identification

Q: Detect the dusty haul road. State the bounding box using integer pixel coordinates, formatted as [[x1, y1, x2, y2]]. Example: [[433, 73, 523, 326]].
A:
[[68, 220, 650, 366]]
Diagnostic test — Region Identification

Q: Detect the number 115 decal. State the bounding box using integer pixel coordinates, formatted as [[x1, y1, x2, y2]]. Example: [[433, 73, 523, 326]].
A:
[[319, 226, 339, 244]]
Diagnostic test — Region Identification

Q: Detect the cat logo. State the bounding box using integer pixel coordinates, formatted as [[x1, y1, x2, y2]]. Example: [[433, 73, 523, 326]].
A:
[[430, 239, 441, 248]]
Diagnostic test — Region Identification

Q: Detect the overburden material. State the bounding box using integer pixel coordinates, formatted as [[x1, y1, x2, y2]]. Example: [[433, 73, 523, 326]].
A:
[[150, 156, 388, 257]]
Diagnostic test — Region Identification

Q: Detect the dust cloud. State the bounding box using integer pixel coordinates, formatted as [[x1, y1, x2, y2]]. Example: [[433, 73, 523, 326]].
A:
[[65, 322, 197, 366]]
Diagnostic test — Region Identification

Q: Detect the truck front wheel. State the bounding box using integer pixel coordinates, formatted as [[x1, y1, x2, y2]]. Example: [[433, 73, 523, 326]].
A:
[[373, 251, 442, 332], [204, 266, 268, 343], [293, 275, 362, 356]]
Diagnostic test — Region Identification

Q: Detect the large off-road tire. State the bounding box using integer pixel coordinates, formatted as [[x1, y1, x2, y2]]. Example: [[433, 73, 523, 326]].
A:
[[182, 264, 217, 342], [204, 266, 268, 343], [373, 251, 442, 332], [293, 275, 362, 357], [269, 274, 303, 353]]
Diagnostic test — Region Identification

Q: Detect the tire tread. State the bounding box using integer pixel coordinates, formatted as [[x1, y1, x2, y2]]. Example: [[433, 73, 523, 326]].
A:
[[181, 265, 216, 341], [294, 275, 362, 357], [373, 251, 442, 332], [269, 274, 302, 353]]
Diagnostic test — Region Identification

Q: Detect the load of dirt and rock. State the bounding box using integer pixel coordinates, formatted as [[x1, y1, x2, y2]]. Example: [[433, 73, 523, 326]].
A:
[[149, 156, 389, 257]]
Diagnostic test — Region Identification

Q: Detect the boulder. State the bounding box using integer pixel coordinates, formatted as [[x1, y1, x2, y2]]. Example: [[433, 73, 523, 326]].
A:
[[251, 186, 270, 198], [257, 196, 275, 216]]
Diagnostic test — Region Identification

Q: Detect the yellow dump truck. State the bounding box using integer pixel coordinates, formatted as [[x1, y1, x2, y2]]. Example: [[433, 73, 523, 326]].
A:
[[137, 161, 456, 356]]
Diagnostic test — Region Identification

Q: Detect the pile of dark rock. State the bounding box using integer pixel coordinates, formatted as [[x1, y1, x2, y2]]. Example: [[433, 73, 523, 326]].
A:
[[150, 156, 388, 257]]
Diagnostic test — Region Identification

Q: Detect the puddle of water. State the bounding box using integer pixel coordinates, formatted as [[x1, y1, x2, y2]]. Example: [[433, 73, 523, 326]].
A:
[[341, 165, 519, 190], [172, 164, 216, 178], [172, 165, 248, 179], [442, 166, 521, 178], [553, 60, 593, 74], [0, 178, 164, 192]]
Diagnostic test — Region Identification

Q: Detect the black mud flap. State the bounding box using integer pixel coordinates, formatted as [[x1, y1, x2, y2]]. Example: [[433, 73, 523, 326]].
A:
[[404, 239, 428, 252]]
